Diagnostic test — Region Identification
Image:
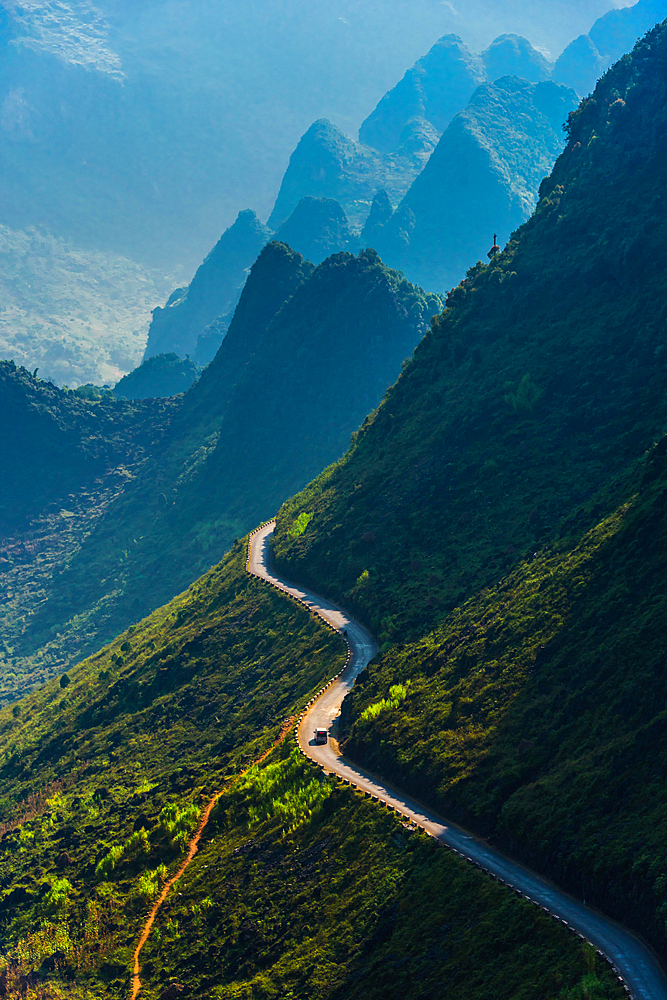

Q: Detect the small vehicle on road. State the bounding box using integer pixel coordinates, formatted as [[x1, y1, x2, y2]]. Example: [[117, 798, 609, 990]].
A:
[[314, 728, 328, 744]]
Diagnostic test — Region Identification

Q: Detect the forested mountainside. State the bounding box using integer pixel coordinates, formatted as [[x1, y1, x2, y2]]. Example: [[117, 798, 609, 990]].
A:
[[1, 245, 442, 700], [0, 542, 623, 999], [271, 19, 667, 958], [0, 361, 175, 535], [366, 76, 577, 292]]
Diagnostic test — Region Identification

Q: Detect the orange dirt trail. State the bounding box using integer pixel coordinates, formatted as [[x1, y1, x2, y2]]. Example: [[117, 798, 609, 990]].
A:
[[128, 715, 296, 999]]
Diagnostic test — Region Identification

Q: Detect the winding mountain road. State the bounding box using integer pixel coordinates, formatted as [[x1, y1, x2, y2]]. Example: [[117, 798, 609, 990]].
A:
[[248, 521, 667, 1000]]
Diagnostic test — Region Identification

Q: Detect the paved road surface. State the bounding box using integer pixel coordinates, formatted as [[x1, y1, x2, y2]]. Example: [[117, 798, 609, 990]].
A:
[[248, 521, 667, 1000]]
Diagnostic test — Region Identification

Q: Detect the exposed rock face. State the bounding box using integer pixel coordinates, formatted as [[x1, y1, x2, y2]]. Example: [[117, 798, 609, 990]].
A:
[[359, 35, 486, 154], [554, 0, 667, 95], [364, 77, 578, 293], [267, 119, 434, 232], [274, 197, 353, 264], [143, 210, 273, 361], [113, 353, 201, 400]]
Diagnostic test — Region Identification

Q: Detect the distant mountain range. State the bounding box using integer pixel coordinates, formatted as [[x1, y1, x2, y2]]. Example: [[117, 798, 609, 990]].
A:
[[144, 4, 667, 365]]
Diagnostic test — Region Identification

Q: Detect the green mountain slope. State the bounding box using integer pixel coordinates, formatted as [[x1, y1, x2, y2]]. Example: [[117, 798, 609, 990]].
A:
[[1, 245, 441, 699], [0, 542, 623, 1000], [268, 17, 667, 959], [0, 360, 175, 535]]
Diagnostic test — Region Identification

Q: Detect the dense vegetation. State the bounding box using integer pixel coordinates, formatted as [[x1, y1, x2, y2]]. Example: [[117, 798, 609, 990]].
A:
[[268, 17, 667, 960], [0, 361, 175, 535], [113, 354, 201, 401], [0, 541, 624, 998]]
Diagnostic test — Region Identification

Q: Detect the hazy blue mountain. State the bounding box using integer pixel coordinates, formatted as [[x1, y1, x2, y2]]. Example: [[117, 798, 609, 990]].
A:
[[361, 190, 395, 245], [113, 353, 201, 400], [0, 1, 618, 275], [143, 210, 273, 361], [481, 33, 553, 82], [554, 0, 667, 95], [274, 197, 355, 265], [366, 77, 578, 293], [359, 35, 486, 154], [267, 119, 436, 232], [358, 32, 553, 158]]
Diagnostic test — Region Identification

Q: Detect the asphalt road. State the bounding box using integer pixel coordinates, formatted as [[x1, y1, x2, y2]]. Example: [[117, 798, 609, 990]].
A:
[[248, 521, 667, 1000]]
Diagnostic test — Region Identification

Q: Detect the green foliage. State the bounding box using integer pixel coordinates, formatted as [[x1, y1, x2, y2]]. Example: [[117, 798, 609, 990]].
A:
[[235, 749, 331, 830], [503, 372, 542, 412], [266, 22, 667, 964], [140, 761, 623, 1000], [44, 877, 73, 914], [157, 802, 200, 849], [360, 681, 410, 722], [341, 451, 667, 955], [289, 511, 314, 538]]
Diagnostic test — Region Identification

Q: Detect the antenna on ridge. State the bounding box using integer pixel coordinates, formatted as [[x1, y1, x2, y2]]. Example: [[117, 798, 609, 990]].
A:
[[487, 234, 500, 259]]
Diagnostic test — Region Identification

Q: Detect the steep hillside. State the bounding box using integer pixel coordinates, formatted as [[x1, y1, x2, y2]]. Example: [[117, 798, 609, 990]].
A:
[[270, 17, 667, 959], [359, 35, 486, 154], [481, 33, 552, 82], [367, 76, 577, 292], [359, 32, 553, 155], [143, 210, 272, 362], [270, 33, 555, 242], [0, 540, 624, 999], [2, 247, 441, 698], [272, 20, 667, 633], [0, 361, 175, 536], [339, 439, 667, 957]]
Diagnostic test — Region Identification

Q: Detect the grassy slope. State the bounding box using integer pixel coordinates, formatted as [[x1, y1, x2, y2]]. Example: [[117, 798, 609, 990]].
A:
[[268, 21, 667, 961], [0, 543, 622, 999]]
